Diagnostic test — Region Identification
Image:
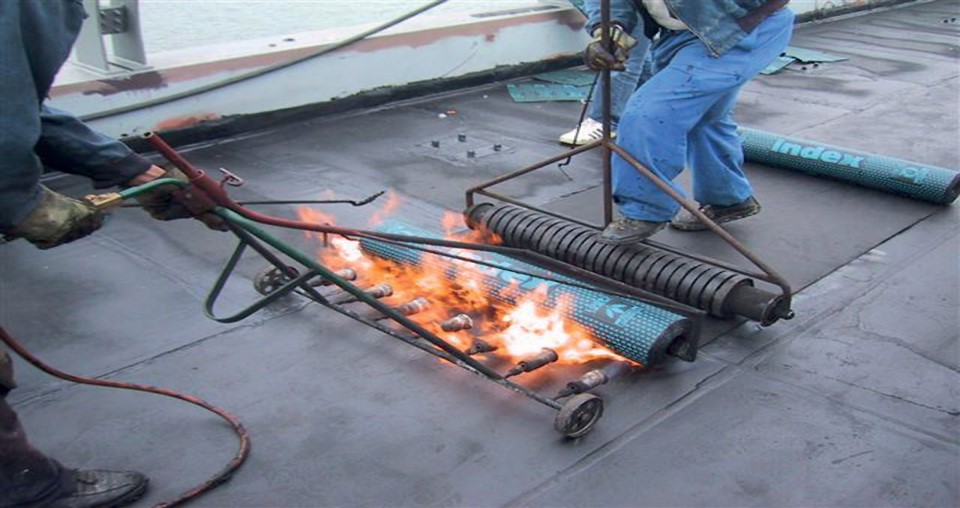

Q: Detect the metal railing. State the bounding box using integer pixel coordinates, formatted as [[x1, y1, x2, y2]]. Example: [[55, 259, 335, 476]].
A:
[[73, 0, 150, 74]]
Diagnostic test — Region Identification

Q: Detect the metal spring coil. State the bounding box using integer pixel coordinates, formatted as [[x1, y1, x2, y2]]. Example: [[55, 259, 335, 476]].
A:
[[466, 203, 783, 323]]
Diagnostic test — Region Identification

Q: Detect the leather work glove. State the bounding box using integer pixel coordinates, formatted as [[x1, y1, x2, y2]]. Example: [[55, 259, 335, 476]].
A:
[[584, 24, 638, 71], [126, 166, 228, 231], [5, 186, 104, 250]]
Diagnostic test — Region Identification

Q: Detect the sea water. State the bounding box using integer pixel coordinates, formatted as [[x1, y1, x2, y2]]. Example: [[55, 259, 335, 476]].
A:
[[138, 0, 552, 52], [127, 0, 888, 53]]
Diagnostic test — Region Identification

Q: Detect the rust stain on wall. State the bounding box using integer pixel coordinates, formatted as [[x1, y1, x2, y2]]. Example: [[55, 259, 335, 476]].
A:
[[50, 10, 585, 98], [154, 113, 219, 131], [81, 71, 168, 96]]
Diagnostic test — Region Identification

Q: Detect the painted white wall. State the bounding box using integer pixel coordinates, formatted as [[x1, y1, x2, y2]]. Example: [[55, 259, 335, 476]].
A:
[[52, 9, 589, 138]]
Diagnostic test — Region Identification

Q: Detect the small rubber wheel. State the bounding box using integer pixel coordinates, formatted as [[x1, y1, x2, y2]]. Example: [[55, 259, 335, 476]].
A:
[[554, 393, 604, 439], [253, 265, 298, 295]]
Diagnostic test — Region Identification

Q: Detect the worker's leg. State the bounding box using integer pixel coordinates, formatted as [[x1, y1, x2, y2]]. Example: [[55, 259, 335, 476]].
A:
[[586, 25, 650, 126], [0, 349, 147, 508], [612, 33, 734, 222], [686, 87, 751, 206], [563, 26, 650, 146], [686, 9, 796, 206], [0, 351, 63, 507], [612, 9, 796, 223]]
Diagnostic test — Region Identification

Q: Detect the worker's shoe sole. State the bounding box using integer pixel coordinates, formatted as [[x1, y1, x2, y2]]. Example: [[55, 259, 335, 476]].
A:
[[596, 217, 667, 245], [670, 197, 761, 231]]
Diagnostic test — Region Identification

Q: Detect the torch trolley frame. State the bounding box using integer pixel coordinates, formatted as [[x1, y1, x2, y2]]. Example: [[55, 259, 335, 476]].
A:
[[89, 131, 707, 439]]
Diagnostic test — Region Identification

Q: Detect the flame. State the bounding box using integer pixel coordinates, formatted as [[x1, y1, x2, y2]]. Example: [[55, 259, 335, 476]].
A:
[[297, 206, 336, 229], [367, 192, 402, 227], [295, 199, 629, 369], [443, 210, 503, 245], [495, 290, 624, 363]]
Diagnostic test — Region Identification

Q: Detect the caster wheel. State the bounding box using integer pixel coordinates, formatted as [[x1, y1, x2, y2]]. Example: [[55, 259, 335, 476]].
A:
[[554, 393, 603, 439], [253, 265, 298, 295]]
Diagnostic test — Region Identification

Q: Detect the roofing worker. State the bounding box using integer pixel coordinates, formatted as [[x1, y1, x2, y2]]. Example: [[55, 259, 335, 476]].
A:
[[587, 0, 795, 244], [1, 1, 219, 506], [558, 0, 649, 146]]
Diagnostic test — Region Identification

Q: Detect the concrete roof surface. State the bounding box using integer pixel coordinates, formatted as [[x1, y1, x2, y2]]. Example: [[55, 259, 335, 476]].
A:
[[1, 1, 957, 506]]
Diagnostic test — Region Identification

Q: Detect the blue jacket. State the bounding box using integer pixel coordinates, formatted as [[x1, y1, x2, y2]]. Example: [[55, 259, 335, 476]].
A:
[[0, 0, 151, 231], [589, 0, 790, 56]]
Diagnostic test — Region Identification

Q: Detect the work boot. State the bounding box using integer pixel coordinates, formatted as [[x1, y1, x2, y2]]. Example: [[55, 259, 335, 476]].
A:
[[597, 217, 666, 245], [18, 469, 149, 508], [670, 197, 762, 231]]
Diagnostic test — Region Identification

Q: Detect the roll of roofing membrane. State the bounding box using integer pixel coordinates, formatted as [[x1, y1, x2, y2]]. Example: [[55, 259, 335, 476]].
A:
[[359, 221, 695, 366], [739, 127, 960, 205]]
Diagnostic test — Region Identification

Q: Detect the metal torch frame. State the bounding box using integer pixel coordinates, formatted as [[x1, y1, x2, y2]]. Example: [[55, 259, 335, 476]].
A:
[[91, 131, 707, 439]]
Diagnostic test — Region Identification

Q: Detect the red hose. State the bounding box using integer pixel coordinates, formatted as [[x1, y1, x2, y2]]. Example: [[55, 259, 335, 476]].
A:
[[144, 133, 386, 237], [0, 326, 250, 508], [143, 132, 518, 256]]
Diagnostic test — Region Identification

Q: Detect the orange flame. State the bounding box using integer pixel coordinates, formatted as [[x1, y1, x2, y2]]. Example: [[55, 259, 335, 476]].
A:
[[443, 210, 503, 245], [368, 192, 402, 227], [295, 201, 627, 369]]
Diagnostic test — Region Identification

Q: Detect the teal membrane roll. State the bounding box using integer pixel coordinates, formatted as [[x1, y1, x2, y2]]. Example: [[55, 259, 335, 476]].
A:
[[739, 127, 960, 205], [359, 221, 695, 366]]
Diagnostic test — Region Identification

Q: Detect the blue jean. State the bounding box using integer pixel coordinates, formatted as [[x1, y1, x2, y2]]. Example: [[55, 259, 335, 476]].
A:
[[586, 25, 649, 126], [612, 8, 795, 222]]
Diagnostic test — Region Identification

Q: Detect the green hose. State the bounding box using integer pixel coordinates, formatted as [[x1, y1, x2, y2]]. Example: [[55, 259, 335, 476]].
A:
[[739, 127, 960, 205], [117, 177, 187, 199]]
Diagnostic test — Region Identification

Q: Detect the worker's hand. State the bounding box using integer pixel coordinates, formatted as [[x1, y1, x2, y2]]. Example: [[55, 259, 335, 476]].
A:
[[126, 165, 227, 231], [5, 186, 104, 250], [584, 24, 637, 71]]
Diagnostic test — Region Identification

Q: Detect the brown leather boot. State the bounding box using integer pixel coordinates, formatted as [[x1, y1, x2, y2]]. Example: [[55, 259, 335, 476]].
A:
[[670, 196, 762, 231], [597, 216, 667, 245], [1, 376, 148, 508]]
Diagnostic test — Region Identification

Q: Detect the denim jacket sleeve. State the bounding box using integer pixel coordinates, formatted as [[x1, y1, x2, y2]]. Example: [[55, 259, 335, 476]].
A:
[[0, 93, 42, 230], [0, 0, 151, 231], [586, 0, 640, 33], [36, 106, 152, 189]]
